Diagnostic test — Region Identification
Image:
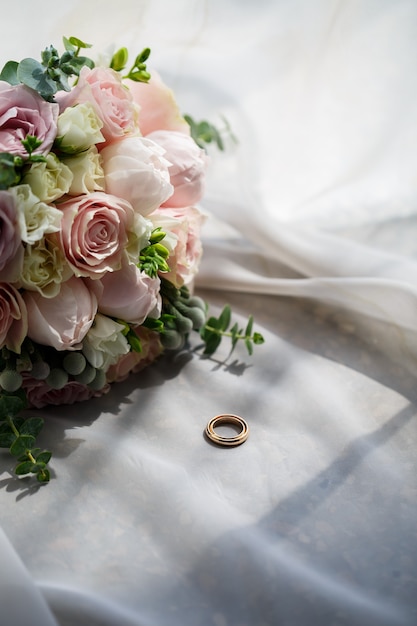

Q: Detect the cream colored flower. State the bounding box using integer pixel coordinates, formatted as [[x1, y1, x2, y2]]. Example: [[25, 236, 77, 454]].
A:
[[18, 236, 73, 298], [125, 213, 153, 264], [62, 146, 105, 195], [9, 184, 62, 244], [57, 102, 105, 153], [82, 314, 130, 371], [22, 152, 73, 203]]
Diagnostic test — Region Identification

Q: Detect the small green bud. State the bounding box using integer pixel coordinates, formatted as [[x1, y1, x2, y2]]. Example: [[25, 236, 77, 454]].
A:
[[111, 47, 128, 71]]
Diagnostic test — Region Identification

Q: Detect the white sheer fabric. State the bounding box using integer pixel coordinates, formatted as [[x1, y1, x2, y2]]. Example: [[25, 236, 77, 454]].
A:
[[1, 1, 416, 625]]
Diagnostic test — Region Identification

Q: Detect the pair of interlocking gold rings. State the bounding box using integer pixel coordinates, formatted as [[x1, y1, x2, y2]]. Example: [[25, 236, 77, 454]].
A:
[[205, 414, 249, 447]]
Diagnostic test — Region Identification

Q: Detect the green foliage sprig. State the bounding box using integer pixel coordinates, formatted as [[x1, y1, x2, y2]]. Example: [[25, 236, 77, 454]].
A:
[[184, 114, 237, 151], [0, 36, 95, 102], [139, 228, 170, 278], [110, 46, 151, 83], [156, 280, 265, 356], [0, 134, 46, 190], [0, 391, 51, 483], [200, 305, 264, 356]]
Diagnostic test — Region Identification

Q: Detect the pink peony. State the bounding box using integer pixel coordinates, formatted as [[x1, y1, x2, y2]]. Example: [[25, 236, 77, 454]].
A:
[[0, 190, 23, 279], [22, 376, 109, 409], [100, 136, 173, 216], [0, 282, 28, 353], [24, 276, 97, 351], [106, 327, 163, 384], [94, 261, 161, 325], [0, 82, 58, 157], [152, 206, 205, 287], [126, 71, 190, 137], [57, 66, 138, 145], [148, 130, 208, 208], [58, 191, 135, 279]]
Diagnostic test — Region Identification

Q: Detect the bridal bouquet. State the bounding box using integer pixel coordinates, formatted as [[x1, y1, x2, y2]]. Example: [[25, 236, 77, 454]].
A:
[[0, 37, 263, 482]]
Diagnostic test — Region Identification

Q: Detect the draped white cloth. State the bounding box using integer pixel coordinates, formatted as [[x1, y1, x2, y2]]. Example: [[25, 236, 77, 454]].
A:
[[1, 1, 416, 625]]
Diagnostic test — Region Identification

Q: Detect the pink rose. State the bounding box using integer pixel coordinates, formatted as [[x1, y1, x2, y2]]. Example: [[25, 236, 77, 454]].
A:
[[24, 276, 97, 351], [0, 82, 58, 157], [0, 282, 28, 353], [148, 130, 208, 208], [152, 206, 205, 287], [58, 191, 135, 279], [57, 66, 138, 144], [94, 261, 161, 325], [106, 327, 163, 384], [126, 71, 190, 136], [100, 136, 173, 216], [22, 375, 109, 409], [0, 191, 24, 280]]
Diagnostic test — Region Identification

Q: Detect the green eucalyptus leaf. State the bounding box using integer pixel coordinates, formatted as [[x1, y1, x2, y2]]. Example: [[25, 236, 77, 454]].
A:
[[0, 432, 16, 448], [14, 460, 36, 475], [10, 434, 35, 457], [245, 338, 253, 356], [68, 36, 92, 49], [202, 332, 222, 355], [63, 37, 77, 53], [244, 315, 254, 338], [35, 450, 52, 464], [0, 60, 19, 85], [20, 417, 44, 438], [0, 393, 26, 417], [217, 305, 231, 331], [17, 58, 57, 99]]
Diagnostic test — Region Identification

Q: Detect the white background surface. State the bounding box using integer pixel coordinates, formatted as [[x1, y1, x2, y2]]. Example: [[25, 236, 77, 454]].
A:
[[0, 1, 416, 625]]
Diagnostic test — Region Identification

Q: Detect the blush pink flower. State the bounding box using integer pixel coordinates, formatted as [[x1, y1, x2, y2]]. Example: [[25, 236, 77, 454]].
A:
[[0, 190, 23, 279], [149, 130, 208, 208], [57, 66, 138, 144], [58, 191, 135, 279], [0, 282, 28, 353], [151, 206, 205, 287], [106, 327, 163, 384], [0, 82, 58, 157], [100, 136, 173, 216], [94, 261, 161, 325], [126, 71, 190, 137], [22, 375, 109, 409], [24, 276, 97, 351]]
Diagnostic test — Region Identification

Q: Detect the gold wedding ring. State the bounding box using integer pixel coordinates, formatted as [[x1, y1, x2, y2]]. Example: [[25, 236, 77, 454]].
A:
[[205, 414, 249, 447]]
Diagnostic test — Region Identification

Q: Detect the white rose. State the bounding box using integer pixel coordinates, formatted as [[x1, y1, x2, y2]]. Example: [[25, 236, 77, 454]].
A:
[[57, 102, 105, 153], [100, 136, 173, 216], [82, 314, 130, 371], [9, 184, 62, 244], [22, 152, 73, 203], [18, 236, 73, 298], [62, 146, 105, 195]]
